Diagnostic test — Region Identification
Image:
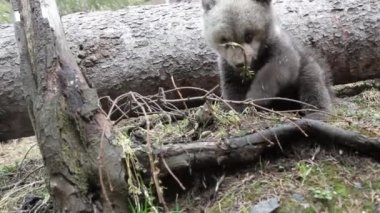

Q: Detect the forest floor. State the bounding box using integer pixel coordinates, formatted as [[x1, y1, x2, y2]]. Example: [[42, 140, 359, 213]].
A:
[[0, 84, 379, 212]]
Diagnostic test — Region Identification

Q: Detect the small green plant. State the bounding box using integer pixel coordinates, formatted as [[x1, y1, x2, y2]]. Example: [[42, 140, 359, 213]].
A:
[[311, 188, 336, 201], [373, 180, 380, 190], [211, 103, 241, 126], [241, 207, 250, 213], [170, 200, 182, 213], [219, 42, 255, 81], [128, 196, 154, 213], [296, 162, 313, 185]]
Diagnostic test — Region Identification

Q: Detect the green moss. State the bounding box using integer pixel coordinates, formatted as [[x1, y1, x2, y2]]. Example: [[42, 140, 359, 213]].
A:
[[0, 164, 18, 189], [332, 89, 380, 137], [56, 100, 90, 192], [373, 180, 380, 190], [333, 182, 349, 197], [0, 164, 18, 175], [211, 104, 241, 127], [208, 194, 235, 213]]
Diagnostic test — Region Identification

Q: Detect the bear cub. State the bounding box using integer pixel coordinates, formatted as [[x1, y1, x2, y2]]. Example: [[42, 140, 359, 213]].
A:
[[201, 0, 333, 119]]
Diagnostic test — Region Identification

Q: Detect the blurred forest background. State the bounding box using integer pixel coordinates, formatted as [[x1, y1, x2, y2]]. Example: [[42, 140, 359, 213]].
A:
[[0, 0, 161, 23]]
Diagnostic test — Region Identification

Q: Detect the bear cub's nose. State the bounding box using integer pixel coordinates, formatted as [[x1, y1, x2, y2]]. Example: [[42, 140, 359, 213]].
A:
[[235, 63, 245, 68]]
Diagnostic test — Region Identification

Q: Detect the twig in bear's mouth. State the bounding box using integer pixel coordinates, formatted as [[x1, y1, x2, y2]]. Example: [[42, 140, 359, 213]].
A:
[[220, 42, 255, 81]]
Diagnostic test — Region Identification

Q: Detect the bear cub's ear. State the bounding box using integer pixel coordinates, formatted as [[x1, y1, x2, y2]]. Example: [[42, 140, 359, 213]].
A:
[[202, 0, 216, 12]]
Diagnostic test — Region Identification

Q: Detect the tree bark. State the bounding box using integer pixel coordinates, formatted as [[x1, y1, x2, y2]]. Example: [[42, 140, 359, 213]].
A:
[[13, 0, 129, 211], [333, 78, 380, 97], [1, 0, 379, 140]]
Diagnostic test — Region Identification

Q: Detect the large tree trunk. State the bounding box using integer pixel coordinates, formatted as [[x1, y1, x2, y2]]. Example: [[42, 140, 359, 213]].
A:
[[13, 0, 129, 211], [1, 0, 379, 141]]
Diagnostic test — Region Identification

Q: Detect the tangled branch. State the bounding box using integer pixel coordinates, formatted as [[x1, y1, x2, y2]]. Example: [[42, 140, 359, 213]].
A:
[[96, 82, 379, 210]]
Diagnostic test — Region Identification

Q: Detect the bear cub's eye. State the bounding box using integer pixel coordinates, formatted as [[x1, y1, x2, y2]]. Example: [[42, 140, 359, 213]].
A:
[[220, 37, 228, 44], [244, 32, 254, 43]]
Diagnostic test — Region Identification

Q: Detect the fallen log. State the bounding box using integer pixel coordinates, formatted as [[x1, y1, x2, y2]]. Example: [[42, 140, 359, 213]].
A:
[[1, 0, 379, 140], [134, 119, 380, 180], [333, 78, 380, 97]]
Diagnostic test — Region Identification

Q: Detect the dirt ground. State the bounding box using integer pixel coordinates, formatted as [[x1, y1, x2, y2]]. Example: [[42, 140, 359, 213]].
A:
[[172, 143, 380, 212]]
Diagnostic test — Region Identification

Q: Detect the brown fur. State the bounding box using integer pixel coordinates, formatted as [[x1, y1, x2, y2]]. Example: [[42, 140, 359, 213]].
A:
[[202, 0, 333, 119]]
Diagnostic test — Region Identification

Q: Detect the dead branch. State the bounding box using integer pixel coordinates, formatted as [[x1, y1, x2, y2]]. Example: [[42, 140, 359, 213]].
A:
[[133, 119, 379, 179], [15, 144, 37, 179], [105, 85, 379, 182], [99, 81, 380, 208], [130, 92, 169, 212]]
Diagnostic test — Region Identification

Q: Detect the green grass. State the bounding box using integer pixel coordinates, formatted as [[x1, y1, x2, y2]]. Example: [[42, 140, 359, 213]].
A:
[[57, 0, 146, 15], [0, 0, 147, 24], [0, 0, 10, 24], [207, 157, 380, 213]]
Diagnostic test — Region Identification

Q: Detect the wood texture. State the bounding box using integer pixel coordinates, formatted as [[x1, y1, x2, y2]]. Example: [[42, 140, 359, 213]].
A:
[[13, 0, 129, 211]]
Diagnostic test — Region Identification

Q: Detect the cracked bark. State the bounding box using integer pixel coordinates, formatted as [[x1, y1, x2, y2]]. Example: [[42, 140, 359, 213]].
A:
[[13, 0, 129, 211]]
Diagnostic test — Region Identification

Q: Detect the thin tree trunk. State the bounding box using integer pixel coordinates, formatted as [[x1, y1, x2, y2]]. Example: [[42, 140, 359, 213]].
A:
[[1, 0, 379, 140], [12, 0, 129, 211]]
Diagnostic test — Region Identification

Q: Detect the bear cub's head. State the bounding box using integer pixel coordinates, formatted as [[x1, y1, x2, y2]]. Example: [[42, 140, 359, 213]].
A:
[[202, 0, 274, 69]]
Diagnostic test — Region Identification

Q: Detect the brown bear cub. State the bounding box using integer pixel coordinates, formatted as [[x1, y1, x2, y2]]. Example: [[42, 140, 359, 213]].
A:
[[202, 0, 333, 119]]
